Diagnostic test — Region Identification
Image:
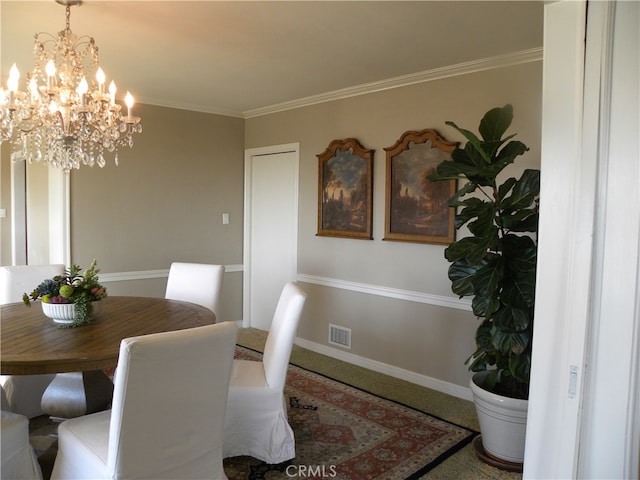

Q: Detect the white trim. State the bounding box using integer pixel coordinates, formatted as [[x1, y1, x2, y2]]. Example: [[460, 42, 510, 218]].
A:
[[47, 167, 70, 266], [524, 2, 589, 478], [244, 48, 543, 118], [98, 267, 470, 312], [294, 337, 473, 402], [243, 144, 300, 329], [134, 95, 244, 119], [136, 48, 543, 119], [10, 161, 26, 265], [576, 2, 640, 477], [99, 264, 243, 283], [296, 273, 472, 311]]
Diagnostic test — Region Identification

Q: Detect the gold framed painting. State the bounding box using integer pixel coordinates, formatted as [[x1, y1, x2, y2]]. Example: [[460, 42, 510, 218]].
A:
[[317, 138, 373, 240], [384, 129, 458, 244]]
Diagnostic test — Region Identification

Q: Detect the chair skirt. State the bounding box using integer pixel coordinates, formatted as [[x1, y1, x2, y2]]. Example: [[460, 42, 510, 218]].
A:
[[223, 360, 295, 464], [1, 411, 43, 480]]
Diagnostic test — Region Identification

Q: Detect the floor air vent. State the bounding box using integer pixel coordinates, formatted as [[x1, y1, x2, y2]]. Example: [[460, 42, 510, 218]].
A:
[[329, 324, 351, 349]]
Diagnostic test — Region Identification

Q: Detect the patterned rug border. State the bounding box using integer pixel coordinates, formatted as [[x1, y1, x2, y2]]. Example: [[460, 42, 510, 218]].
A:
[[236, 344, 477, 479]]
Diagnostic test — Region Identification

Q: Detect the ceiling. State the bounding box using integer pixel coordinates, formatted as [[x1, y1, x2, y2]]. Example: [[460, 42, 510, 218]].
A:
[[1, 1, 544, 118]]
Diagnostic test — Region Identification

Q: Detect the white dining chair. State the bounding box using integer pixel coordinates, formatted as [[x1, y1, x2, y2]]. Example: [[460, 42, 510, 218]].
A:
[[223, 281, 307, 464], [165, 262, 225, 317], [0, 264, 64, 418], [1, 388, 44, 480], [50, 322, 238, 480]]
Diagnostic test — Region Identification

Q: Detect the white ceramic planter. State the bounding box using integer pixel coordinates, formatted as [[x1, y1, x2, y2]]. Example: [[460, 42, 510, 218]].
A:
[[42, 302, 76, 324], [470, 372, 528, 464], [41, 301, 101, 325]]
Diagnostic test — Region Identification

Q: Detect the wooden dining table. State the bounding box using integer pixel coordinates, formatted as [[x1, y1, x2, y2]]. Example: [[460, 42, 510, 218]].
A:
[[0, 296, 216, 375], [1, 296, 216, 418]]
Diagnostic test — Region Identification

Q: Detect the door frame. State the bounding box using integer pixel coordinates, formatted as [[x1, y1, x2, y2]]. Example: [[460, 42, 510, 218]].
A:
[[9, 161, 70, 266], [242, 143, 300, 328]]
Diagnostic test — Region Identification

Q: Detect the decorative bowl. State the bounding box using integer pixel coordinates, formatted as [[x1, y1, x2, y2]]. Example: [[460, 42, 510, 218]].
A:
[[41, 301, 101, 325]]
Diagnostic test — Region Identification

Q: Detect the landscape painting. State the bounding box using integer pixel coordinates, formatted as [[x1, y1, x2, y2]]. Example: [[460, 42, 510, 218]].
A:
[[384, 129, 457, 244], [317, 138, 373, 240]]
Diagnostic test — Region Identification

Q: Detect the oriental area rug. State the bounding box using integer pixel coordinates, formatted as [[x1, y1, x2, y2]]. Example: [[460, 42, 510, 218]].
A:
[[224, 346, 475, 480], [30, 346, 474, 480]]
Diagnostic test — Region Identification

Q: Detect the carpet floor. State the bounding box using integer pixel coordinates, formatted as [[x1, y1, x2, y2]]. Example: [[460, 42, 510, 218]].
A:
[[237, 328, 524, 480], [30, 327, 523, 480], [224, 346, 474, 479]]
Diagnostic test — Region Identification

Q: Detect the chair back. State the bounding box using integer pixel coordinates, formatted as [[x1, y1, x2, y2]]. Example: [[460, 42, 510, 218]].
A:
[[262, 282, 307, 389], [165, 262, 225, 316], [0, 264, 65, 305], [107, 322, 237, 479]]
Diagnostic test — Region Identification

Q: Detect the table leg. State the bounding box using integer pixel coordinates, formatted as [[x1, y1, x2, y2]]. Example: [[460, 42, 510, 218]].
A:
[[41, 371, 113, 421]]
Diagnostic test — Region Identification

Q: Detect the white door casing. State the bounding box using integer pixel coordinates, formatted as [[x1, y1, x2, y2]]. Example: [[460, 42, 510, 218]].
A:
[[525, 1, 640, 478], [243, 144, 299, 330]]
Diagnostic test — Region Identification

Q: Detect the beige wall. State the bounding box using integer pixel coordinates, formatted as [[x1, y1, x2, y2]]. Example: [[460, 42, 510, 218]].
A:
[[70, 104, 244, 269], [245, 61, 542, 390], [1, 60, 541, 391], [64, 104, 244, 322], [1, 104, 245, 323]]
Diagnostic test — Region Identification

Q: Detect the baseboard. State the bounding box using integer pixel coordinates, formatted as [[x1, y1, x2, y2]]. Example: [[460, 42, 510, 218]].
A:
[[293, 337, 473, 402]]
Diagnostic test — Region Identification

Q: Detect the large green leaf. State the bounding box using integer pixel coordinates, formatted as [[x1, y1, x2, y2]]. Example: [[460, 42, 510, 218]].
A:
[[503, 235, 537, 273], [501, 275, 536, 309], [497, 177, 517, 204], [471, 291, 500, 318], [455, 198, 497, 235], [445, 236, 490, 265], [494, 140, 529, 169], [501, 169, 540, 213], [429, 156, 475, 180], [471, 256, 503, 297], [478, 105, 514, 143], [448, 260, 479, 297], [509, 352, 531, 384], [501, 208, 538, 232], [447, 182, 478, 208], [491, 327, 528, 355], [475, 319, 495, 350], [445, 121, 492, 165], [492, 305, 531, 332]]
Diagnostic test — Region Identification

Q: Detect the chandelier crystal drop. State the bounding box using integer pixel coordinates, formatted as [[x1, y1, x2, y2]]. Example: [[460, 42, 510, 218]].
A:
[[0, 1, 142, 173]]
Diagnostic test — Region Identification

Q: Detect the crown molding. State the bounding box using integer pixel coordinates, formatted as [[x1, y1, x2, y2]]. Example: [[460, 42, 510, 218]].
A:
[[135, 95, 246, 118], [135, 47, 542, 119], [243, 47, 543, 119]]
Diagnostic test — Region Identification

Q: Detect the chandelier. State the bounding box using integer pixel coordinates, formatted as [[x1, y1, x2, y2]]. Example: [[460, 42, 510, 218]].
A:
[[0, 0, 142, 173]]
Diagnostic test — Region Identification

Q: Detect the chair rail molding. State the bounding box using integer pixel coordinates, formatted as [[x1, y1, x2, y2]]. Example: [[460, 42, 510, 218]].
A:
[[296, 273, 472, 311], [99, 264, 243, 283]]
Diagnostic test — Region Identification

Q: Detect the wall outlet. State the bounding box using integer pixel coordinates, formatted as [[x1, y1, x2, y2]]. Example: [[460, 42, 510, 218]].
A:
[[222, 213, 229, 225]]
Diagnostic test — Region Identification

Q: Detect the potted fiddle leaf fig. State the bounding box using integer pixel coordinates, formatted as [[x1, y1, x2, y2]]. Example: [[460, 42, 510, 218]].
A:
[[428, 104, 539, 465]]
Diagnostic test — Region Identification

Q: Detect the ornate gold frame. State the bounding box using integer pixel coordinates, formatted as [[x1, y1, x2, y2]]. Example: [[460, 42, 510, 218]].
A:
[[317, 138, 374, 240], [384, 129, 457, 244]]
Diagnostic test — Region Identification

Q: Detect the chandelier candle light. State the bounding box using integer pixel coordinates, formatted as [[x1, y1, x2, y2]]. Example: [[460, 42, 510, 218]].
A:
[[0, 0, 142, 173]]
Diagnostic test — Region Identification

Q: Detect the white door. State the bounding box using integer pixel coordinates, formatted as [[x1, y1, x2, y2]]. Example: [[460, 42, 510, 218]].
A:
[[243, 144, 299, 330]]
